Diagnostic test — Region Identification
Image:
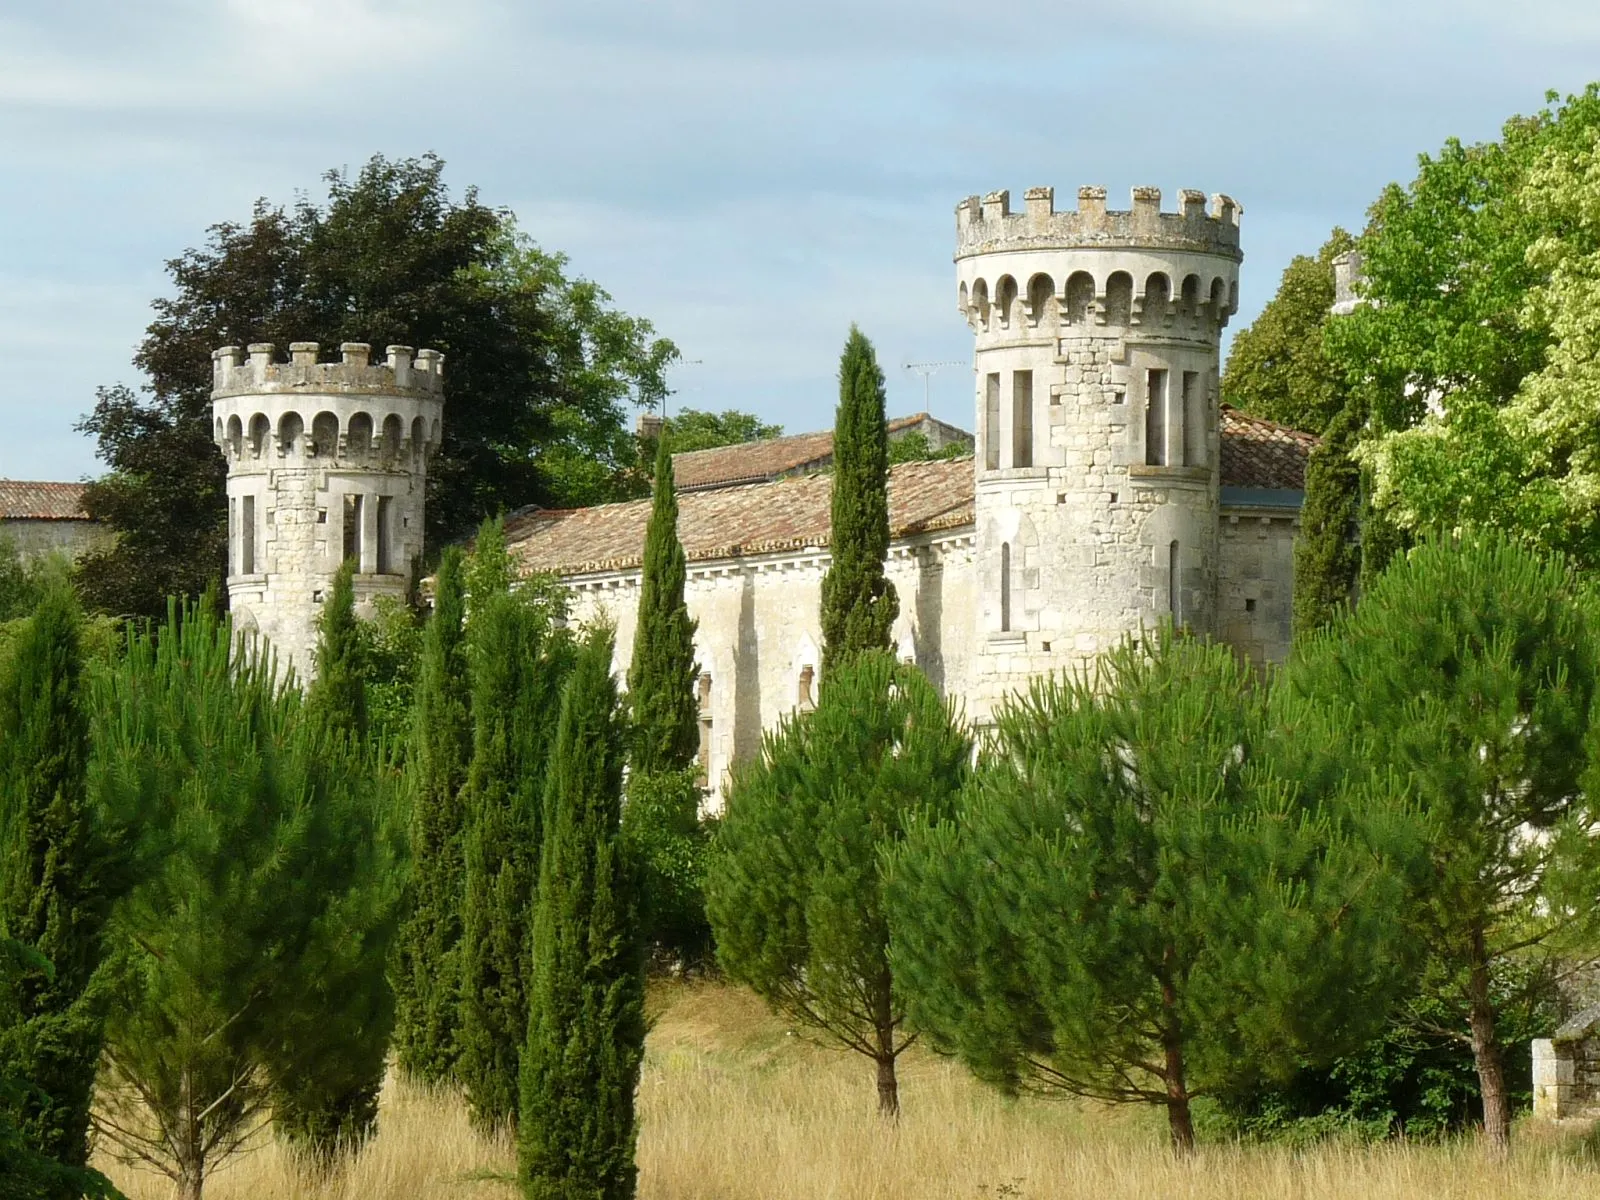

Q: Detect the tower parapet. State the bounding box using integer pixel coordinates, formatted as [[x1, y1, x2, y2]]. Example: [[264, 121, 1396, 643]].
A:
[[211, 341, 444, 680], [955, 186, 1243, 259]]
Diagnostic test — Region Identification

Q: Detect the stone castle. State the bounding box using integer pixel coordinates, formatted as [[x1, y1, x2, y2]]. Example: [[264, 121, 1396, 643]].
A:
[[211, 185, 1312, 803]]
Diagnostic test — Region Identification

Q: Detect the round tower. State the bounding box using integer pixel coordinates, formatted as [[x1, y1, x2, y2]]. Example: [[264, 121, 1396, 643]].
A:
[[211, 341, 445, 679], [954, 185, 1242, 719]]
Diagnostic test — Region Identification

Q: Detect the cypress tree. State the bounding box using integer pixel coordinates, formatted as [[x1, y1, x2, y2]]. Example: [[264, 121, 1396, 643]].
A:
[[394, 545, 473, 1082], [519, 627, 644, 1200], [458, 580, 573, 1132], [268, 558, 401, 1163], [819, 326, 898, 679], [1292, 400, 1364, 639], [0, 585, 108, 1192]]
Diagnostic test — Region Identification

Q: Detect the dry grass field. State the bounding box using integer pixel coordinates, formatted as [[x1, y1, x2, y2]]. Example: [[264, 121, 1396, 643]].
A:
[[97, 978, 1600, 1200]]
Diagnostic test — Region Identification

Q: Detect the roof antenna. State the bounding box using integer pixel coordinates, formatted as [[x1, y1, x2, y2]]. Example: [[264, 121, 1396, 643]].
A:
[[902, 360, 967, 411]]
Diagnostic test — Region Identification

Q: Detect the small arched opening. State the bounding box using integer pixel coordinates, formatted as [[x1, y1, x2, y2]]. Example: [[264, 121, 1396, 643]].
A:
[[348, 412, 374, 459], [1104, 272, 1133, 326], [226, 415, 243, 460], [1026, 273, 1055, 327], [278, 411, 305, 456], [1141, 272, 1171, 325], [381, 414, 404, 461], [1180, 274, 1202, 322], [995, 275, 1018, 329], [311, 411, 340, 458], [1065, 271, 1095, 325]]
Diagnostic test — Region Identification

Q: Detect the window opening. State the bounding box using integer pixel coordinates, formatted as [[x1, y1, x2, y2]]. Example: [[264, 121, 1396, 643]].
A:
[[240, 495, 255, 575], [343, 494, 363, 565], [984, 374, 1001, 470], [1169, 540, 1181, 624], [1012, 370, 1034, 468], [376, 495, 394, 574], [697, 674, 713, 778], [797, 665, 815, 711], [1000, 542, 1012, 633], [1145, 369, 1169, 466], [1182, 371, 1202, 466]]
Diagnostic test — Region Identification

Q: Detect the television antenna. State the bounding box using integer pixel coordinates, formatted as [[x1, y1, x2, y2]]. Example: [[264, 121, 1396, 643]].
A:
[[902, 360, 968, 410]]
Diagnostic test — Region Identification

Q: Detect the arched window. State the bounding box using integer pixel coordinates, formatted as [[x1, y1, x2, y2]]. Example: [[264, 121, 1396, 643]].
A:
[[249, 414, 270, 458], [1000, 542, 1012, 633], [226, 415, 243, 460], [312, 411, 339, 458], [995, 276, 1018, 328], [381, 414, 403, 460], [1026, 273, 1055, 327], [348, 412, 374, 459], [1142, 273, 1171, 325], [278, 411, 304, 456], [1104, 272, 1133, 326], [1065, 272, 1095, 325], [797, 665, 815, 711]]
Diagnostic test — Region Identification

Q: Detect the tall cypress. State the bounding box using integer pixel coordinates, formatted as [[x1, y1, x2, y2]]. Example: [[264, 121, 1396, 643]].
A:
[[1292, 400, 1364, 639], [820, 326, 898, 679], [394, 545, 473, 1082], [519, 627, 644, 1200], [458, 582, 573, 1132], [627, 438, 699, 777], [305, 558, 368, 742], [0, 585, 107, 1192]]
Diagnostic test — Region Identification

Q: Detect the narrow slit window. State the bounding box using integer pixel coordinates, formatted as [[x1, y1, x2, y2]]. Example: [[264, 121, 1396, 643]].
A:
[[1012, 370, 1034, 468], [697, 674, 713, 778], [1145, 369, 1168, 466], [1000, 542, 1012, 633], [240, 495, 255, 575], [1182, 371, 1202, 466], [343, 494, 362, 565], [984, 373, 1001, 470], [376, 495, 394, 574], [798, 665, 815, 710], [1169, 540, 1181, 624]]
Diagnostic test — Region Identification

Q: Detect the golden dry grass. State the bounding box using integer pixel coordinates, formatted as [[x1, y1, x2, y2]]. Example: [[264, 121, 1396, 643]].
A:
[[97, 977, 1600, 1200]]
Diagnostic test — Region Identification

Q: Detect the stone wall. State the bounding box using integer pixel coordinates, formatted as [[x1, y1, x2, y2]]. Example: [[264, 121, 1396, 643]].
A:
[[1216, 508, 1299, 670], [1534, 1006, 1600, 1120], [0, 518, 110, 561]]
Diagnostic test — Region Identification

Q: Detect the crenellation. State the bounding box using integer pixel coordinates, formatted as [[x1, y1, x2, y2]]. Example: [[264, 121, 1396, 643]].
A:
[[955, 184, 1244, 260]]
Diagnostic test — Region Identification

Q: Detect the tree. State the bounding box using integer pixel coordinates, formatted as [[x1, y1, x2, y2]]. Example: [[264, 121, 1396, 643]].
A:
[[658, 409, 782, 456], [92, 600, 400, 1200], [76, 153, 677, 618], [0, 585, 110, 1192], [519, 626, 644, 1200], [886, 431, 969, 464], [885, 631, 1413, 1153], [1292, 398, 1365, 638], [393, 544, 473, 1083], [818, 328, 898, 679], [458, 521, 575, 1132], [1223, 229, 1354, 434], [623, 439, 710, 963], [707, 653, 970, 1116], [266, 559, 403, 1163], [1324, 87, 1600, 562], [1282, 533, 1600, 1152]]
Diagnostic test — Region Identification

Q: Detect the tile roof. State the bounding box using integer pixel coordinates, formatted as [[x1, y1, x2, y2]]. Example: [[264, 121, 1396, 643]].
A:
[[509, 413, 1315, 578], [1219, 406, 1317, 490], [672, 414, 938, 491], [0, 480, 91, 521]]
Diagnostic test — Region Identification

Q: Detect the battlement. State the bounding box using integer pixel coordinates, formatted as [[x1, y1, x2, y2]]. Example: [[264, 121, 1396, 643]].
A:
[[955, 186, 1243, 260], [211, 342, 446, 400]]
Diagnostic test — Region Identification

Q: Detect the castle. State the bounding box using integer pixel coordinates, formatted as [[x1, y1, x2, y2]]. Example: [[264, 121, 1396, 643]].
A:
[[211, 185, 1313, 803]]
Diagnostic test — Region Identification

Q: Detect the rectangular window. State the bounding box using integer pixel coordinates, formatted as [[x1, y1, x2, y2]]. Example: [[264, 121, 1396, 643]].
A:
[[696, 674, 713, 781], [1169, 540, 1182, 624], [1145, 369, 1168, 466], [240, 495, 255, 575], [1182, 371, 1202, 466], [343, 493, 362, 565], [1012, 370, 1034, 468], [376, 495, 394, 574], [984, 373, 1001, 470], [1000, 542, 1012, 632]]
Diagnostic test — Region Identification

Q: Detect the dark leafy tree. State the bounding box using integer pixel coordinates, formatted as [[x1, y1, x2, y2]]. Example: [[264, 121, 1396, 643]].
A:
[[657, 409, 782, 456], [304, 558, 368, 742], [519, 626, 644, 1200], [1282, 532, 1600, 1153], [818, 328, 898, 679], [393, 545, 473, 1082], [707, 653, 970, 1117], [0, 585, 110, 1193], [76, 153, 677, 618], [886, 431, 970, 464], [1293, 399, 1365, 638], [885, 631, 1415, 1153]]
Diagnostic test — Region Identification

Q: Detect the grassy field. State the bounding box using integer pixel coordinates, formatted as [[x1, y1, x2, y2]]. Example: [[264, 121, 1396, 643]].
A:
[[97, 978, 1600, 1200]]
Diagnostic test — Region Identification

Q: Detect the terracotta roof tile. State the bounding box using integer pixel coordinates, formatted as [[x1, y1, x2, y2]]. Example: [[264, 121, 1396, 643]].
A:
[[0, 480, 90, 521], [671, 414, 939, 491], [511, 415, 1315, 578]]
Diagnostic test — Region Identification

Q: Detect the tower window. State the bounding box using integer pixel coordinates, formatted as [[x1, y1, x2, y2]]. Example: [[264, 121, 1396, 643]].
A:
[[697, 673, 714, 779], [377, 495, 394, 574], [1145, 369, 1168, 466], [1012, 370, 1033, 468], [798, 665, 815, 711], [984, 373, 1001, 470], [240, 495, 255, 575], [1182, 371, 1202, 466], [343, 494, 363, 565], [1169, 540, 1182, 624], [1000, 542, 1012, 633]]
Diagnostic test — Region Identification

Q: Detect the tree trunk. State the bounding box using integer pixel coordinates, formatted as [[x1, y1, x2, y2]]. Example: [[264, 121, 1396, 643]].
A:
[[177, 1064, 206, 1200], [1467, 930, 1511, 1154], [1159, 964, 1195, 1155], [873, 965, 899, 1118], [876, 1053, 899, 1118]]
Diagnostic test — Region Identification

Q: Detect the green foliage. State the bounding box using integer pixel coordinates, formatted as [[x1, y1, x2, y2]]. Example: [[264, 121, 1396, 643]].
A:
[[394, 545, 473, 1083], [75, 153, 677, 618], [458, 530, 575, 1133], [306, 559, 368, 744], [708, 653, 969, 1115], [351, 596, 423, 752], [1282, 531, 1600, 1148], [818, 327, 898, 679], [886, 432, 970, 465], [92, 599, 400, 1197], [657, 409, 782, 456], [0, 540, 57, 624], [0, 585, 111, 1192], [885, 631, 1413, 1153], [1293, 400, 1364, 638], [622, 768, 712, 967], [519, 626, 643, 1200], [1223, 229, 1354, 433]]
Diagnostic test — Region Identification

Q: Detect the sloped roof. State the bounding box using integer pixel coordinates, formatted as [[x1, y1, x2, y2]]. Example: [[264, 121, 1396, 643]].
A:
[[672, 413, 946, 491], [0, 480, 90, 521], [509, 412, 1314, 578]]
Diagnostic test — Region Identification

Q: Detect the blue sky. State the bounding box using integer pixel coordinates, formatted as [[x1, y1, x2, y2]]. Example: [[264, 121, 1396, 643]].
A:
[[4, 0, 1599, 481]]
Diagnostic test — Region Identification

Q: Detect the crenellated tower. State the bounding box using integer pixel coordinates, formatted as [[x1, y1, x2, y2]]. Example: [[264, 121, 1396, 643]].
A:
[[211, 341, 445, 679], [954, 185, 1242, 719]]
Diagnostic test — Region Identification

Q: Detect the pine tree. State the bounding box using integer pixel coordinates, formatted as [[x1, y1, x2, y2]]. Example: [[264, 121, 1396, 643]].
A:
[[623, 439, 709, 963], [0, 585, 109, 1193], [519, 627, 644, 1200], [268, 558, 402, 1163], [707, 653, 970, 1116], [819, 327, 898, 679], [1292, 400, 1364, 639], [394, 546, 473, 1082], [458, 578, 574, 1132]]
